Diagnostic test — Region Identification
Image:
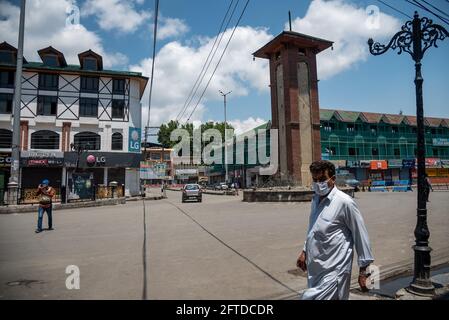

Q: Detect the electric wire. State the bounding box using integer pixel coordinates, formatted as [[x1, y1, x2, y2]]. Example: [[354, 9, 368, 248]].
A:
[[184, 0, 251, 124]]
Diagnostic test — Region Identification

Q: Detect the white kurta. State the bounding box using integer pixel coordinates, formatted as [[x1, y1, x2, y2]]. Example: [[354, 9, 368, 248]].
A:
[[301, 187, 374, 300]]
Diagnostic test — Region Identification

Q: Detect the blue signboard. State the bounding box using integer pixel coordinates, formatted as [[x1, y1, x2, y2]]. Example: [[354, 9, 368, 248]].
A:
[[433, 138, 449, 147], [402, 159, 415, 168], [129, 127, 141, 152]]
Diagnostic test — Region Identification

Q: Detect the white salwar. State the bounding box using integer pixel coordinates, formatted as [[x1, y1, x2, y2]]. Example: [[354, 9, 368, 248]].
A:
[[301, 187, 374, 300]]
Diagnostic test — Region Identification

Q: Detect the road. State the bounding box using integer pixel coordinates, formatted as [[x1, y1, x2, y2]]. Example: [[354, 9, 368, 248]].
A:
[[0, 190, 448, 299]]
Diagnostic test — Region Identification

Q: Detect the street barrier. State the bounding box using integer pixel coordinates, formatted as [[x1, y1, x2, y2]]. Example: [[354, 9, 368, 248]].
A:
[[392, 180, 411, 192], [370, 180, 387, 192]]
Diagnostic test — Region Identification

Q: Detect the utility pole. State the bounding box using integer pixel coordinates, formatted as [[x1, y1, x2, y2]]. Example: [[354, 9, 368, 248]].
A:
[[368, 11, 449, 297], [219, 90, 231, 184], [8, 0, 26, 204]]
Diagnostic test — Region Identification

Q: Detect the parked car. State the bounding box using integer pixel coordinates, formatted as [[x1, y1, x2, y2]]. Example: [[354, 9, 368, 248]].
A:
[[182, 184, 202, 203]]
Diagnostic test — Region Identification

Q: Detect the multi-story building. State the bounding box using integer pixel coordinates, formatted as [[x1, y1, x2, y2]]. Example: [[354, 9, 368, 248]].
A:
[[141, 146, 174, 185], [207, 109, 449, 187], [0, 42, 148, 200]]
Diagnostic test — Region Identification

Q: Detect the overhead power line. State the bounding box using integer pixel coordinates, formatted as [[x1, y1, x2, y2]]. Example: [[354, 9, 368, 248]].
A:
[[404, 0, 449, 25], [176, 0, 238, 122], [419, 0, 449, 19], [144, 0, 160, 148], [376, 0, 412, 19], [185, 0, 251, 124]]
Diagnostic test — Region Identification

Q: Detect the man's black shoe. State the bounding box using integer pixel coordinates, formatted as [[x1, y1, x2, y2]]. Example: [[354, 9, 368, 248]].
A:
[[35, 229, 42, 233]]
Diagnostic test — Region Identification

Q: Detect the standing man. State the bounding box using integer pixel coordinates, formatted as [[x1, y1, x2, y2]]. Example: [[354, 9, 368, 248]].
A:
[[296, 160, 374, 300], [35, 179, 55, 233], [424, 173, 433, 202]]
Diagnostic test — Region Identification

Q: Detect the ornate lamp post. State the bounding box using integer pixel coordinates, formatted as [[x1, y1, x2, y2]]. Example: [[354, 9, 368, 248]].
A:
[[368, 12, 449, 296]]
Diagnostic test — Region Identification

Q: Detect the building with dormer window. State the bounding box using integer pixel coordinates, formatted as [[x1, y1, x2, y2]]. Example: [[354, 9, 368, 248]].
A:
[[0, 42, 148, 201]]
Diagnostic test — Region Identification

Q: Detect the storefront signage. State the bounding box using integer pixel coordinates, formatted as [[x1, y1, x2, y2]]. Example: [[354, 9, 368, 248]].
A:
[[425, 158, 441, 168], [388, 159, 403, 168], [347, 160, 371, 168], [441, 159, 449, 168], [0, 153, 12, 167], [129, 127, 142, 153], [64, 152, 142, 168], [402, 159, 415, 168], [175, 169, 198, 176], [370, 160, 388, 170], [432, 138, 449, 147], [20, 151, 64, 167]]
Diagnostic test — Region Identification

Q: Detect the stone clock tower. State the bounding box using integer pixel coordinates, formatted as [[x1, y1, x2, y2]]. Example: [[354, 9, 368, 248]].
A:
[[253, 31, 333, 186]]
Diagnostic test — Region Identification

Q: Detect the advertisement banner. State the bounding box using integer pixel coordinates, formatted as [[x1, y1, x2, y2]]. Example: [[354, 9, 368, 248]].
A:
[[129, 127, 141, 153], [402, 159, 415, 168], [370, 160, 388, 170], [425, 158, 441, 168], [441, 159, 449, 168]]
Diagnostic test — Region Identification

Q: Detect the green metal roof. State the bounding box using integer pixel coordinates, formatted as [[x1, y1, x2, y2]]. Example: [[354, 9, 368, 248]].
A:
[[335, 110, 361, 122], [19, 61, 146, 78], [319, 109, 335, 121]]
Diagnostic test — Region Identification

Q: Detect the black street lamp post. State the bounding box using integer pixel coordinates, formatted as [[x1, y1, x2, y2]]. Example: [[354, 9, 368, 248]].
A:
[[368, 12, 449, 296]]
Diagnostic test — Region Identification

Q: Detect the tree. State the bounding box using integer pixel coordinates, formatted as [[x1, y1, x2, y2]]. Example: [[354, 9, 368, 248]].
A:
[[157, 120, 179, 148]]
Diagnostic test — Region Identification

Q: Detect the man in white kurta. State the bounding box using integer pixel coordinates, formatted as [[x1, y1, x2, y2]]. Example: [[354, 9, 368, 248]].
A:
[[297, 161, 374, 300]]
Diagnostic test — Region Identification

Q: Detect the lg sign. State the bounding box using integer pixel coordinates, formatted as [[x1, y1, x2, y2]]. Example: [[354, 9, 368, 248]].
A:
[[86, 155, 106, 166]]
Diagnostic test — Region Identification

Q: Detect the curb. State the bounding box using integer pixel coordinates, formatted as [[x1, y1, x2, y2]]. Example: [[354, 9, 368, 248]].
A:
[[0, 196, 166, 214]]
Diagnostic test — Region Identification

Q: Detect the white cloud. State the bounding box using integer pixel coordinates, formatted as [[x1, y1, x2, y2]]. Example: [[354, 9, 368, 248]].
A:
[[82, 0, 151, 34], [229, 117, 267, 135], [287, 0, 401, 79], [157, 17, 190, 40], [130, 26, 273, 127], [0, 0, 128, 68]]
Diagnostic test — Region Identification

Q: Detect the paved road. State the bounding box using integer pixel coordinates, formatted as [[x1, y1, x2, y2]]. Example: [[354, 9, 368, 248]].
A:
[[0, 190, 448, 299]]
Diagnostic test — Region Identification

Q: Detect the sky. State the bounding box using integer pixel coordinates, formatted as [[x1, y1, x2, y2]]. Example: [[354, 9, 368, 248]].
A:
[[1, 0, 448, 137]]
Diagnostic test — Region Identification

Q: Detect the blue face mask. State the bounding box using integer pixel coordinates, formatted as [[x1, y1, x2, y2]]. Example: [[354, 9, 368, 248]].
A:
[[312, 178, 332, 196]]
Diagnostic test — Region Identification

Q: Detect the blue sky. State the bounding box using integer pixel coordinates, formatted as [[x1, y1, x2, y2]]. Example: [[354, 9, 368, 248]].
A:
[[1, 0, 449, 134]]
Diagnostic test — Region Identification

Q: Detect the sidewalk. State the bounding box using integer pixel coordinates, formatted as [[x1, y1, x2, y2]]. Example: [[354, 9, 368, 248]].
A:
[[0, 194, 164, 214]]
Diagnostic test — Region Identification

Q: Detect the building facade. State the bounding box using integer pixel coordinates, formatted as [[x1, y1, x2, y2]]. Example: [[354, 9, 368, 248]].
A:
[[207, 110, 449, 187], [0, 42, 148, 201]]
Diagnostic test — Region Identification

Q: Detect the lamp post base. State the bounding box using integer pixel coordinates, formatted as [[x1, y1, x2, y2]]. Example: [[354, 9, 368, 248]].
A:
[[406, 283, 435, 297]]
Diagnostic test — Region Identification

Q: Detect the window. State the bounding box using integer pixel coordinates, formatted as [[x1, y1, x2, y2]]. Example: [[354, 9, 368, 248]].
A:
[[80, 76, 99, 93], [433, 148, 439, 156], [42, 55, 59, 67], [431, 128, 436, 135], [150, 152, 161, 160], [370, 126, 377, 134], [391, 127, 399, 134], [79, 98, 98, 117], [412, 127, 417, 133], [329, 147, 336, 156], [347, 124, 354, 132], [163, 152, 171, 161], [0, 129, 12, 148], [372, 148, 379, 156], [0, 93, 13, 114], [38, 73, 58, 90], [74, 132, 101, 150], [324, 122, 334, 132], [37, 95, 57, 116], [83, 58, 97, 71], [394, 148, 400, 157], [0, 51, 15, 64], [112, 78, 125, 94], [348, 148, 357, 156], [112, 99, 125, 119], [31, 130, 59, 149], [0, 71, 15, 88], [111, 132, 123, 150]]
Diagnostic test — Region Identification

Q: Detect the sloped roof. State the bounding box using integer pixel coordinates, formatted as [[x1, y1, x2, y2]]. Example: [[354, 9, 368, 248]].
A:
[[426, 117, 444, 128], [360, 112, 383, 123], [383, 114, 406, 125], [335, 110, 361, 122], [38, 46, 67, 67]]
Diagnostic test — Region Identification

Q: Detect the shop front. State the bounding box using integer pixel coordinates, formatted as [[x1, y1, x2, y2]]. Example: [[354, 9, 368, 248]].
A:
[[369, 160, 388, 183], [346, 160, 371, 182], [0, 152, 11, 204], [64, 152, 142, 200], [174, 168, 199, 184], [19, 151, 64, 203]]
